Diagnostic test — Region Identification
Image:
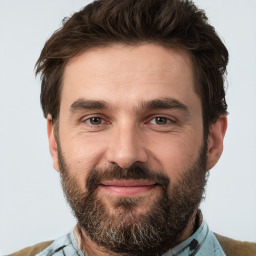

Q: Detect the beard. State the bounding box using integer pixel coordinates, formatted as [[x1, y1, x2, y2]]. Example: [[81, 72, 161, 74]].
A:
[[59, 144, 208, 256]]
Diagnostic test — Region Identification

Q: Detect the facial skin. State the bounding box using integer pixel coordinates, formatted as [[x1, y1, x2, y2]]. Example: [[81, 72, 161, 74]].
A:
[[47, 44, 227, 255]]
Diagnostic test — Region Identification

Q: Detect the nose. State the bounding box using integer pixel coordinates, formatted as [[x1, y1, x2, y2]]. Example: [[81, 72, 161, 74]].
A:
[[106, 123, 148, 169]]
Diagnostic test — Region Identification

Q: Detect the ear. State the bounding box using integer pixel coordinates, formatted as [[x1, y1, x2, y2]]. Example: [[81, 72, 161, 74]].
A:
[[47, 114, 60, 172], [206, 115, 228, 170]]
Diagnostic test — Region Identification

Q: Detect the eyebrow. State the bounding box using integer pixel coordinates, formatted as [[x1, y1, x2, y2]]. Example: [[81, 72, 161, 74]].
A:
[[139, 97, 189, 113], [70, 97, 189, 114], [70, 99, 110, 113]]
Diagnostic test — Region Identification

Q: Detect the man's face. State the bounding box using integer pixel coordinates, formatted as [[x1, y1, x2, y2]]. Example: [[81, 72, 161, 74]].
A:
[[51, 44, 209, 254]]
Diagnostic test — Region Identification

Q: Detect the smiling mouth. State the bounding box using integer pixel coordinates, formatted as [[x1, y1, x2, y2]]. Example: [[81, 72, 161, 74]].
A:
[[99, 179, 159, 196]]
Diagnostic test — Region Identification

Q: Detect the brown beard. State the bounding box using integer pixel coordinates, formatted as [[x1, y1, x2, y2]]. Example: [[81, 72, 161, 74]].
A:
[[59, 144, 208, 256]]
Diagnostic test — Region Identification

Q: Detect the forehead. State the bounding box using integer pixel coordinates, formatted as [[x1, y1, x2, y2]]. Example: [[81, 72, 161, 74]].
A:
[[61, 44, 199, 111]]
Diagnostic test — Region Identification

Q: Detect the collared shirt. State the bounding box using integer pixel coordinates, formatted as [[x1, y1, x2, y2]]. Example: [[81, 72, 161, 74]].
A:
[[36, 221, 226, 256]]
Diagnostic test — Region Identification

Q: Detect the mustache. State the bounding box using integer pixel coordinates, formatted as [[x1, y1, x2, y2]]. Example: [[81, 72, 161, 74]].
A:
[[86, 163, 170, 193]]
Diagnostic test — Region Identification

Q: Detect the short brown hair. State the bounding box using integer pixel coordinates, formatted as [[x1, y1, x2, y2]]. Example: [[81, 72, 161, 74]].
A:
[[35, 0, 228, 134]]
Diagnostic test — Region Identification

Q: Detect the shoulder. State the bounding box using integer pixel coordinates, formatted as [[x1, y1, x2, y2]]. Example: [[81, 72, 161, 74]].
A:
[[8, 241, 53, 256], [215, 233, 256, 256]]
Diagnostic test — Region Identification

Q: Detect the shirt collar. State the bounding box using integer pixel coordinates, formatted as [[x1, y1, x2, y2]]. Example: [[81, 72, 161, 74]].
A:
[[165, 220, 209, 255]]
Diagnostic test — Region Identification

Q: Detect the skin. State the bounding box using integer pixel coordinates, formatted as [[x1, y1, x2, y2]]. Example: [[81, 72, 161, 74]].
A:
[[47, 44, 227, 255]]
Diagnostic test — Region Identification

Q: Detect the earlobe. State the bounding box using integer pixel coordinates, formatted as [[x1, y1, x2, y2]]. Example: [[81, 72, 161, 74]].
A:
[[206, 115, 228, 170], [47, 114, 60, 172]]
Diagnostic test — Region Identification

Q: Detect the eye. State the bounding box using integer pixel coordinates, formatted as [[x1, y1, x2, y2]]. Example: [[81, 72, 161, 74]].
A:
[[152, 117, 169, 125], [80, 115, 109, 131], [87, 117, 103, 125]]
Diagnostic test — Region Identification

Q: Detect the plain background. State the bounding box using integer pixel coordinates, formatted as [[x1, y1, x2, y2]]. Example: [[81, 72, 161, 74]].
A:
[[0, 0, 256, 255]]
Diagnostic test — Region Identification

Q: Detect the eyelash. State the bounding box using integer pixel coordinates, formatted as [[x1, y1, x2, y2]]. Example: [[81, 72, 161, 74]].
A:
[[149, 116, 174, 125], [82, 116, 107, 126]]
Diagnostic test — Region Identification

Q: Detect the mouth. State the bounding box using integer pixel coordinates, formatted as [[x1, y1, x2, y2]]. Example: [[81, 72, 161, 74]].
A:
[[99, 179, 159, 196]]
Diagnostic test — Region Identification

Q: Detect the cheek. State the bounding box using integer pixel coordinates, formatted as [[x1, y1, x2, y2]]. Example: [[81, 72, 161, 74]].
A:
[[59, 133, 109, 188], [147, 131, 202, 181]]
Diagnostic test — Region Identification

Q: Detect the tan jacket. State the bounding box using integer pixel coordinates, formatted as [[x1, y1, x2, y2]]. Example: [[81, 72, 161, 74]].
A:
[[215, 234, 256, 256], [9, 234, 256, 256]]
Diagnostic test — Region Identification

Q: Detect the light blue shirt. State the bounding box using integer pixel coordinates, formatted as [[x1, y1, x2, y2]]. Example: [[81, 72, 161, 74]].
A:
[[36, 221, 226, 256]]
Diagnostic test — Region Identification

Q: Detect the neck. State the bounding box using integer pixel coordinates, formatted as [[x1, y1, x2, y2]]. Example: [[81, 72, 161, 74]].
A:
[[176, 209, 202, 246]]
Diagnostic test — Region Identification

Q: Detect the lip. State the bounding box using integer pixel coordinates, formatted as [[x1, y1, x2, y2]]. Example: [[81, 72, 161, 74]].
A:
[[99, 179, 158, 196], [101, 179, 156, 186]]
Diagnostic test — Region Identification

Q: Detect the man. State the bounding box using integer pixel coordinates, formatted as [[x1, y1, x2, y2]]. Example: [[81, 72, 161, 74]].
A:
[[10, 0, 256, 255]]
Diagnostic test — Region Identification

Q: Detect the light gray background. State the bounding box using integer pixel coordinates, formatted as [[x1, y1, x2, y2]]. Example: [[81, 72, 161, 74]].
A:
[[0, 0, 256, 255]]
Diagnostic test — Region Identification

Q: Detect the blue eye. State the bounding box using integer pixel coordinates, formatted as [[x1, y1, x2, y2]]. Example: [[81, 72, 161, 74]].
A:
[[88, 117, 102, 125]]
